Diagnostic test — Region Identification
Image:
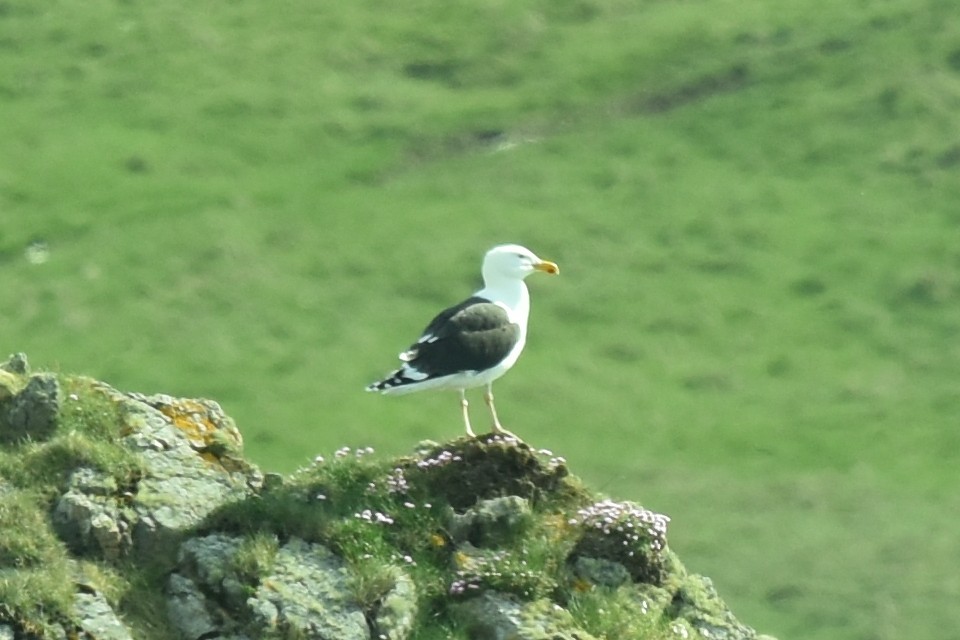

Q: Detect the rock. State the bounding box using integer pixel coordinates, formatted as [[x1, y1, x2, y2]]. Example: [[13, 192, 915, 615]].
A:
[[117, 392, 261, 563], [167, 573, 220, 640], [0, 359, 775, 640], [125, 393, 246, 466], [373, 570, 418, 640], [0, 352, 29, 375], [74, 588, 133, 640], [572, 556, 631, 588], [170, 534, 369, 640], [668, 575, 760, 640], [448, 496, 532, 546], [0, 373, 60, 442], [175, 533, 246, 608], [50, 387, 262, 565], [53, 468, 130, 560], [249, 537, 368, 640], [453, 592, 597, 640]]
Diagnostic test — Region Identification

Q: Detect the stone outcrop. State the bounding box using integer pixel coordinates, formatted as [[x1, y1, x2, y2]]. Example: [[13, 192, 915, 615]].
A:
[[0, 353, 776, 640]]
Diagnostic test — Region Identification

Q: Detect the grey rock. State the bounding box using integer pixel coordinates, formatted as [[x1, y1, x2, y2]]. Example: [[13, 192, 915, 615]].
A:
[[167, 573, 220, 640], [171, 534, 369, 640], [262, 471, 284, 491], [53, 468, 130, 560], [448, 496, 532, 546], [572, 556, 631, 588], [50, 386, 262, 567], [0, 362, 774, 640], [1, 373, 60, 441], [177, 534, 246, 607], [74, 589, 133, 640], [116, 394, 260, 563], [248, 537, 368, 640], [70, 467, 120, 496], [1, 352, 29, 374], [669, 575, 759, 640], [125, 392, 246, 454], [453, 592, 597, 640], [373, 570, 417, 640], [247, 596, 279, 629]]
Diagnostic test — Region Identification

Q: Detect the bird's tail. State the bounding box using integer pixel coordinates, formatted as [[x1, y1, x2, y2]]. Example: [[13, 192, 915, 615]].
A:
[[367, 363, 445, 395], [366, 365, 426, 395]]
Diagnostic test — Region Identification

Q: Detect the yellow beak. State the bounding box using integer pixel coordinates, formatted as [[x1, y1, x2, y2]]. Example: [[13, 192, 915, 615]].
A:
[[534, 260, 560, 275]]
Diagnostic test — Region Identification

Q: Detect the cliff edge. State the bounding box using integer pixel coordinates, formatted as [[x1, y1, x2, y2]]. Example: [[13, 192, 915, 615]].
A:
[[0, 354, 776, 640]]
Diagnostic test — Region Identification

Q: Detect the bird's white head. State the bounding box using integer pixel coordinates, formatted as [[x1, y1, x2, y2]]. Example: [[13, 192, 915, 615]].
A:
[[481, 244, 560, 284]]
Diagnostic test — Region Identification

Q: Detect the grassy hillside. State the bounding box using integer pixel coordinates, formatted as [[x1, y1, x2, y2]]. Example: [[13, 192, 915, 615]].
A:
[[3, 0, 959, 638]]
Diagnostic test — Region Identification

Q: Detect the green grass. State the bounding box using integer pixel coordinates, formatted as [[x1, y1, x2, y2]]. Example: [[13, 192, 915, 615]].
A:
[[3, 0, 960, 638], [0, 488, 75, 636]]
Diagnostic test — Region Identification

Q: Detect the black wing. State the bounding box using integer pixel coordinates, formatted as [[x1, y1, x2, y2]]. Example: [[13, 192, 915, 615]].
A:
[[401, 296, 520, 376]]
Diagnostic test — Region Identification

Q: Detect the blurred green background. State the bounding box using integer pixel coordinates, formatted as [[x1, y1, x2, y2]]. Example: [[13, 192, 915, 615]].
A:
[[3, 1, 959, 638]]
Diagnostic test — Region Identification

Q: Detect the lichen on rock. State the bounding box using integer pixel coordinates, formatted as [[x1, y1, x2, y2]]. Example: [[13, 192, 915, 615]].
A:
[[169, 534, 370, 640], [45, 384, 263, 567]]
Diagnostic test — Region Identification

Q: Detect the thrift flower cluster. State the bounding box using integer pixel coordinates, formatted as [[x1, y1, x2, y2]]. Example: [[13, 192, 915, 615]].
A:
[[415, 448, 463, 470], [354, 509, 394, 525], [385, 467, 410, 494], [535, 447, 567, 472], [448, 577, 482, 596], [573, 499, 671, 554], [448, 550, 544, 599], [334, 445, 375, 459]]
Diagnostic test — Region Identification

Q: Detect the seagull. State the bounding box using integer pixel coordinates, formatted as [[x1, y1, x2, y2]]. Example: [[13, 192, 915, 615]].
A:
[[366, 244, 559, 438]]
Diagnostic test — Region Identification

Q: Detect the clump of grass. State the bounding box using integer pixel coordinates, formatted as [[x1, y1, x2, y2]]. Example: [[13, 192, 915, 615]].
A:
[[57, 376, 128, 441], [74, 560, 127, 605], [114, 558, 182, 640], [448, 547, 559, 601], [348, 558, 402, 612], [0, 488, 75, 635], [3, 432, 141, 499], [568, 586, 675, 640], [203, 446, 395, 542], [231, 531, 280, 586], [0, 487, 62, 567]]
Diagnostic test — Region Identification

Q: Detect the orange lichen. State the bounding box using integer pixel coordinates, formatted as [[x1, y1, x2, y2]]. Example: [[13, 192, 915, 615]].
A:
[[155, 398, 242, 451], [571, 577, 594, 593]]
